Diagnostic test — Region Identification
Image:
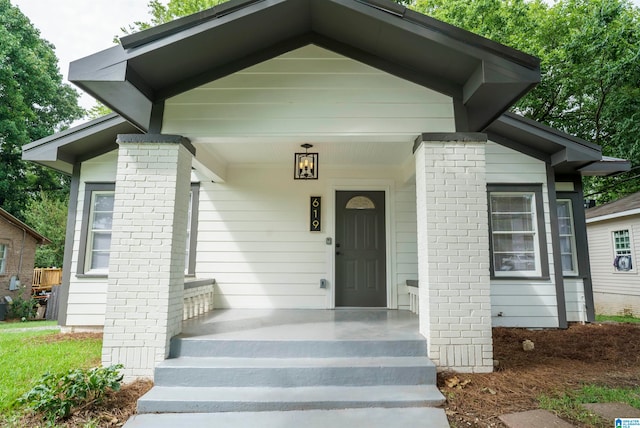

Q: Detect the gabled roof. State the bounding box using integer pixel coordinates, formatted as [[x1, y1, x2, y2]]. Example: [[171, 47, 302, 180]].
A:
[[68, 0, 540, 132], [0, 208, 51, 245], [586, 191, 640, 222], [23, 0, 629, 177]]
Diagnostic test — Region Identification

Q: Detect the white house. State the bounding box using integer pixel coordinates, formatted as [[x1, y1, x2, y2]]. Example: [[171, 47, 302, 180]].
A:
[[23, 0, 628, 379], [586, 192, 640, 316]]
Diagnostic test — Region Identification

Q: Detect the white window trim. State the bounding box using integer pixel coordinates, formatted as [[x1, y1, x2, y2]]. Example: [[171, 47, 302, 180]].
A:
[[611, 228, 635, 274], [0, 244, 7, 275], [84, 190, 115, 275], [489, 189, 546, 278], [557, 199, 579, 276]]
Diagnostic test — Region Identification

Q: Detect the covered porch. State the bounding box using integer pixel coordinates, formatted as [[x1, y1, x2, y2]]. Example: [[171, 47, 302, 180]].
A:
[[177, 307, 422, 343]]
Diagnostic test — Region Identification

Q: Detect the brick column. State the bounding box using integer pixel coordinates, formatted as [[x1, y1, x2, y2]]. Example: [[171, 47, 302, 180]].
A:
[[414, 133, 493, 373], [102, 134, 194, 379]]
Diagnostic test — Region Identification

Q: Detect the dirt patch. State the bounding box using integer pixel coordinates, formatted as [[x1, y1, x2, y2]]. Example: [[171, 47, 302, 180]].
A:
[[440, 323, 640, 427], [33, 332, 103, 343]]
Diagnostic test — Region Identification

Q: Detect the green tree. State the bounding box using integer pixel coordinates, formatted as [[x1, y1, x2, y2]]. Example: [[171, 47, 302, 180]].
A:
[[86, 102, 113, 120], [121, 0, 229, 34], [414, 0, 640, 203], [23, 192, 68, 268], [0, 0, 83, 219]]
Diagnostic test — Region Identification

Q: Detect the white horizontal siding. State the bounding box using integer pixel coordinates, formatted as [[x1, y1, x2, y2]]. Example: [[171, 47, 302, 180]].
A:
[[198, 167, 315, 308], [491, 282, 559, 327], [395, 182, 418, 310], [486, 142, 559, 328], [564, 278, 587, 322], [163, 45, 455, 140], [65, 152, 117, 327], [587, 217, 640, 316]]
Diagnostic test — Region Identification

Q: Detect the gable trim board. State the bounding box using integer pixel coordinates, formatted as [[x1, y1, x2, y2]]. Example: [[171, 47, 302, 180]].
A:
[[19, 0, 630, 376]]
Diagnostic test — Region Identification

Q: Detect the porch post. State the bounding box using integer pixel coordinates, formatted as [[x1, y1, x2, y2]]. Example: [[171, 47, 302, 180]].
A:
[[102, 134, 194, 379], [414, 133, 493, 373]]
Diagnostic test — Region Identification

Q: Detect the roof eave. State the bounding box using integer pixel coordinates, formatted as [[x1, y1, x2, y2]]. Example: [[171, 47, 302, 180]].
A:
[[0, 209, 51, 245], [22, 114, 141, 174], [578, 158, 632, 177]]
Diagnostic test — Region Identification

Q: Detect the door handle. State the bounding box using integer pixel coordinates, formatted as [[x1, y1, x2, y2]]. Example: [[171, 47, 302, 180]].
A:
[[336, 243, 341, 248]]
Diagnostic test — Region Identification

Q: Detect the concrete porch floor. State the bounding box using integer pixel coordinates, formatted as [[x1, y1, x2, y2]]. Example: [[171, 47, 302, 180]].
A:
[[178, 308, 423, 341]]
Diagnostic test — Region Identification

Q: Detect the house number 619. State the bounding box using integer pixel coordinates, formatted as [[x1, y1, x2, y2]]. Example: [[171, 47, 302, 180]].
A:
[[310, 197, 321, 232]]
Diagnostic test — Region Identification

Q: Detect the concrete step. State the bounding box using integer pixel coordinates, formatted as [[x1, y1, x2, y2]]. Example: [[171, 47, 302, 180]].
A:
[[154, 356, 437, 387], [124, 407, 450, 428], [170, 338, 428, 358], [137, 385, 446, 413]]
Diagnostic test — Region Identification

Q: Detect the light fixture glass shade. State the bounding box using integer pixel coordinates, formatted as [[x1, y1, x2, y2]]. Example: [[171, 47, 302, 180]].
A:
[[294, 145, 318, 179]]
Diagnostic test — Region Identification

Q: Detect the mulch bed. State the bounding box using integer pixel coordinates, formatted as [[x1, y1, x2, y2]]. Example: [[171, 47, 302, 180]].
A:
[[440, 323, 640, 427], [18, 379, 153, 428]]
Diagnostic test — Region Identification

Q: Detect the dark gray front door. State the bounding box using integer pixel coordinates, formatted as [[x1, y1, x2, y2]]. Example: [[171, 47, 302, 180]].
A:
[[335, 191, 387, 307]]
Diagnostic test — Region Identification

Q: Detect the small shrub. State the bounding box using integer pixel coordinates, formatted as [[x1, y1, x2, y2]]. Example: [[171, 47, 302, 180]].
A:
[[7, 295, 38, 320], [18, 364, 124, 423]]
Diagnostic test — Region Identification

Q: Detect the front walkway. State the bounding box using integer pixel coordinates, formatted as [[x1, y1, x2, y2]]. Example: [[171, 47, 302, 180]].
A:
[[178, 308, 423, 341]]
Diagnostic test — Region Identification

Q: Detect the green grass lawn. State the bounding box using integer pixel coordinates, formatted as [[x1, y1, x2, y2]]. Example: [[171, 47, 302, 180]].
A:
[[595, 314, 640, 323], [0, 320, 58, 330], [539, 385, 640, 426], [0, 329, 102, 417]]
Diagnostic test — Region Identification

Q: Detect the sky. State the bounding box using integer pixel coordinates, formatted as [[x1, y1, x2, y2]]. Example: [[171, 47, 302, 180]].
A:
[[11, 0, 156, 110]]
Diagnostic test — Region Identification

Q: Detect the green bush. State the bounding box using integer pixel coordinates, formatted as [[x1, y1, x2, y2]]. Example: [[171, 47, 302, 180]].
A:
[[18, 365, 123, 423], [7, 295, 38, 320]]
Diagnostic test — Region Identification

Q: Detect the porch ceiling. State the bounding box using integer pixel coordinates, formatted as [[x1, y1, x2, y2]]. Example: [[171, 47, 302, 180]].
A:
[[68, 0, 540, 133], [195, 139, 415, 169]]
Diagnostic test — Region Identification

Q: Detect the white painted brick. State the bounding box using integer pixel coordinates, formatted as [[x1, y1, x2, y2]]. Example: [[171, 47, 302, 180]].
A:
[[103, 140, 192, 379], [415, 138, 493, 373]]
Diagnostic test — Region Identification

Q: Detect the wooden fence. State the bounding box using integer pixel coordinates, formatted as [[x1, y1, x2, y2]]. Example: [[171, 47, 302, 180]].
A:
[[32, 268, 62, 299]]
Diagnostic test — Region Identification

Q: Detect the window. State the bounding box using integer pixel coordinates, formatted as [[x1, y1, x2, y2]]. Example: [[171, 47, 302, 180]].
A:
[[0, 244, 7, 274], [557, 199, 578, 276], [78, 182, 199, 276], [612, 229, 633, 272], [488, 185, 548, 278], [345, 196, 375, 210], [79, 185, 115, 274]]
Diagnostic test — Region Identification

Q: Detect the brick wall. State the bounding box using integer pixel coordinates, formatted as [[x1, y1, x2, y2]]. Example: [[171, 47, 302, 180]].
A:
[[415, 135, 493, 373], [0, 220, 37, 301], [102, 136, 193, 380], [594, 292, 640, 317]]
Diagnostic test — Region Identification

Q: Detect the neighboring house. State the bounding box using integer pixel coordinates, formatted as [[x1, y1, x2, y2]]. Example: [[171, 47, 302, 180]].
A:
[[586, 192, 640, 316], [22, 0, 628, 378], [0, 208, 51, 301]]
